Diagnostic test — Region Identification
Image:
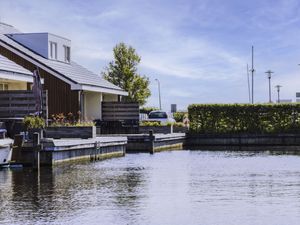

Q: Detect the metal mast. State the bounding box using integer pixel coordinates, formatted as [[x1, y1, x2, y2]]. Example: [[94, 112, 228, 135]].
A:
[[251, 46, 255, 104]]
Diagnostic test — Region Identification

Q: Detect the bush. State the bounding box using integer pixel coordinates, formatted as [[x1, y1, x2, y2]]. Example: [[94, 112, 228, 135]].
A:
[[23, 116, 45, 129], [188, 104, 300, 134], [140, 121, 162, 126], [50, 113, 95, 127], [173, 112, 188, 122]]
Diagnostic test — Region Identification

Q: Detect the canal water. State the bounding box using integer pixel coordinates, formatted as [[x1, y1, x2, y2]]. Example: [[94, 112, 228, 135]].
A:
[[1, 151, 300, 225]]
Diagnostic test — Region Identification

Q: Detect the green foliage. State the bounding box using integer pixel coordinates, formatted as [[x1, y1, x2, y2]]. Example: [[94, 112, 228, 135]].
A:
[[50, 113, 95, 127], [102, 43, 151, 105], [140, 121, 184, 127], [188, 104, 300, 134], [140, 106, 159, 114], [23, 116, 45, 129], [140, 121, 162, 126], [174, 122, 185, 127], [173, 112, 188, 122]]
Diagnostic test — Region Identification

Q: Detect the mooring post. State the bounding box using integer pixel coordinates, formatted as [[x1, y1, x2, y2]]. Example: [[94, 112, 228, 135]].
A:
[[11, 134, 24, 162], [33, 132, 40, 170], [149, 130, 155, 154]]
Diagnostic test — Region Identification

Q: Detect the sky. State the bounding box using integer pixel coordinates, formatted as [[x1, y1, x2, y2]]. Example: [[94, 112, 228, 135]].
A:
[[1, 0, 300, 110]]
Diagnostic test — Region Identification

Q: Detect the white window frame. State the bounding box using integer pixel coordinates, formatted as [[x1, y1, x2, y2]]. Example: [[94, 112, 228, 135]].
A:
[[49, 41, 57, 59], [64, 45, 71, 63]]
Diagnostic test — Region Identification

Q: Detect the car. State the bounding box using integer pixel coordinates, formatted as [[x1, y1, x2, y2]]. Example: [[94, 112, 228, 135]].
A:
[[146, 110, 175, 125]]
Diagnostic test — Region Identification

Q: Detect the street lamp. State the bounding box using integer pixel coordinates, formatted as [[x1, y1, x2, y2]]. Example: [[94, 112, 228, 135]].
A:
[[265, 70, 274, 103], [155, 79, 161, 110], [275, 85, 282, 103]]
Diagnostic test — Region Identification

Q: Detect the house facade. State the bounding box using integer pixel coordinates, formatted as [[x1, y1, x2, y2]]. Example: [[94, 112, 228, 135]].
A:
[[0, 22, 127, 120]]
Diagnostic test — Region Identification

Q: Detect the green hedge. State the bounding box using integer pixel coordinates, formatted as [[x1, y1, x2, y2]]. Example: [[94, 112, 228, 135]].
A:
[[173, 112, 188, 122], [188, 104, 300, 134]]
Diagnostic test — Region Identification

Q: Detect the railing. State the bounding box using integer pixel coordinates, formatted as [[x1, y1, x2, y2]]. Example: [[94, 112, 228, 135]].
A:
[[0, 90, 48, 119]]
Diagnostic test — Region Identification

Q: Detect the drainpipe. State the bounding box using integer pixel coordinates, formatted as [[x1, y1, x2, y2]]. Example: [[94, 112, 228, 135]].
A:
[[79, 91, 85, 120]]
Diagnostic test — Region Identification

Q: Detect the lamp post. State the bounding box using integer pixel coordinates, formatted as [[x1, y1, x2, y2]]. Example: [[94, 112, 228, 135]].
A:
[[275, 85, 282, 103], [155, 79, 161, 110], [265, 70, 274, 103]]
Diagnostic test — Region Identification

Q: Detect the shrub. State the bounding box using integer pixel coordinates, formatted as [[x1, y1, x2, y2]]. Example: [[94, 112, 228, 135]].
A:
[[188, 103, 300, 134], [50, 113, 95, 127], [23, 116, 45, 129], [140, 121, 162, 126], [173, 112, 188, 122], [174, 122, 184, 127]]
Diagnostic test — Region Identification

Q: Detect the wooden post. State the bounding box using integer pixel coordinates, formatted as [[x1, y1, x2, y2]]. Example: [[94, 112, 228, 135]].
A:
[[11, 134, 24, 162], [33, 132, 40, 170], [149, 130, 155, 154]]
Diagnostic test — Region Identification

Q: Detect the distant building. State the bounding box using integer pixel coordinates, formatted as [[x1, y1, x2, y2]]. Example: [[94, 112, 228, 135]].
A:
[[278, 99, 292, 103]]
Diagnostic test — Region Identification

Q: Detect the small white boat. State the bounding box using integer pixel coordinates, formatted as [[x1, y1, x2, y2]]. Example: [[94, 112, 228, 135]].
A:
[[0, 139, 13, 166]]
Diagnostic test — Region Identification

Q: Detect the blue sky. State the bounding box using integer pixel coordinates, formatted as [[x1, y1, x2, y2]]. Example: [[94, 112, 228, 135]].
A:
[[1, 0, 300, 110]]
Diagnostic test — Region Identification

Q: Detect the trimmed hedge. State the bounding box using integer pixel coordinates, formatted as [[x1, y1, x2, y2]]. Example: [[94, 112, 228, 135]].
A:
[[173, 112, 188, 122], [188, 104, 300, 134]]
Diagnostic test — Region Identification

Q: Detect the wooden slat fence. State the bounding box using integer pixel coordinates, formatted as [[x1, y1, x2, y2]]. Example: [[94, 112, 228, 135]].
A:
[[0, 90, 48, 119], [102, 102, 139, 121], [100, 102, 139, 134]]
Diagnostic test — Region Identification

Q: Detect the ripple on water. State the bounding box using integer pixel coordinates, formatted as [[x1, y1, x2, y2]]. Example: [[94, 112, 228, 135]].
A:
[[1, 151, 300, 225]]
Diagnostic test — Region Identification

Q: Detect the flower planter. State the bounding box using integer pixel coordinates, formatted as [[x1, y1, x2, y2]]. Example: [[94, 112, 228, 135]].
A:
[[139, 126, 189, 134], [173, 126, 189, 133], [139, 126, 173, 134], [45, 126, 96, 139], [28, 128, 44, 140]]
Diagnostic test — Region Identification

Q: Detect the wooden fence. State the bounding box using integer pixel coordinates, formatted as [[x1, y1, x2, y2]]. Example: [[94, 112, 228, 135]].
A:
[[100, 102, 139, 134], [0, 90, 48, 118], [102, 102, 139, 121]]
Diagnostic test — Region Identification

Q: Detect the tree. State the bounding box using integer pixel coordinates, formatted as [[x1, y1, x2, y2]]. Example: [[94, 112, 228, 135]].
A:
[[102, 43, 151, 105]]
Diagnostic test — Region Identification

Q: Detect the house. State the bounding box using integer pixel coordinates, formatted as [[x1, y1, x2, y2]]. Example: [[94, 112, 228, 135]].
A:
[[0, 22, 127, 120], [0, 54, 33, 90]]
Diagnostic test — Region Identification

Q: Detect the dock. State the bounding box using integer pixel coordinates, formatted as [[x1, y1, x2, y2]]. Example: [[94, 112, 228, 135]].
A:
[[126, 133, 186, 153], [16, 136, 127, 166], [10, 132, 187, 167]]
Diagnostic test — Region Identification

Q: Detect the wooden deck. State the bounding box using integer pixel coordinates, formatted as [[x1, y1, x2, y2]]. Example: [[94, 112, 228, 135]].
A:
[[126, 133, 186, 153], [18, 136, 127, 166]]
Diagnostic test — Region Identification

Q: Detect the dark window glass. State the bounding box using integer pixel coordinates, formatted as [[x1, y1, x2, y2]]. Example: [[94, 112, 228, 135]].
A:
[[149, 112, 168, 119]]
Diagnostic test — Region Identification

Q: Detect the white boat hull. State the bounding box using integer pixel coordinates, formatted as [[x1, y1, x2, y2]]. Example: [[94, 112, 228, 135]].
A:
[[0, 139, 13, 166]]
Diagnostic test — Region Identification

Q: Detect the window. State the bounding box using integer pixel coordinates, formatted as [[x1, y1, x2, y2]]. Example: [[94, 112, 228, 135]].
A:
[[0, 83, 8, 91], [149, 111, 168, 119], [64, 45, 70, 63], [49, 41, 57, 59]]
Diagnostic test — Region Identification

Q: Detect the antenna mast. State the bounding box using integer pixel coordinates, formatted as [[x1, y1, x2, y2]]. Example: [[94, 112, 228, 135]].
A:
[[251, 46, 254, 104]]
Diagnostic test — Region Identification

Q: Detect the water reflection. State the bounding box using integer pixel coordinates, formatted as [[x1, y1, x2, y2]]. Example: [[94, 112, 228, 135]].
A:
[[1, 151, 300, 225]]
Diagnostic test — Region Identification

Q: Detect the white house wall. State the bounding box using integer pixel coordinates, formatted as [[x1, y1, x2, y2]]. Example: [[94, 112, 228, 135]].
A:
[[103, 93, 118, 102], [84, 91, 102, 121], [48, 33, 71, 62], [0, 79, 27, 90], [8, 81, 27, 90]]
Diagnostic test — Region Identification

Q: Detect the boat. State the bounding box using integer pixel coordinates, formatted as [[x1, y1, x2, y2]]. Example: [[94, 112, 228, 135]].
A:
[[0, 138, 13, 167]]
